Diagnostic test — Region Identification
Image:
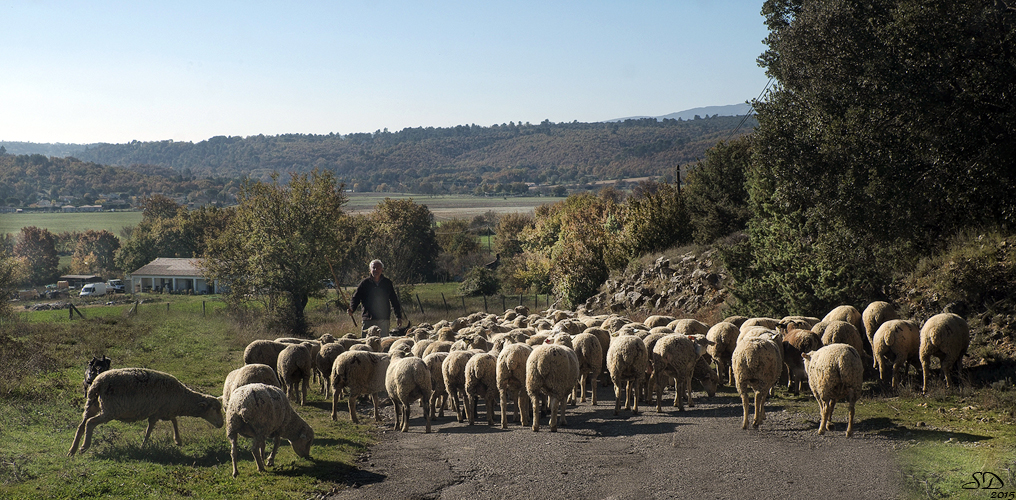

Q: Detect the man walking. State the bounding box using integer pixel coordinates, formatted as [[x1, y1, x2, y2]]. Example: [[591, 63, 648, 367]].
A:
[[347, 259, 403, 336]]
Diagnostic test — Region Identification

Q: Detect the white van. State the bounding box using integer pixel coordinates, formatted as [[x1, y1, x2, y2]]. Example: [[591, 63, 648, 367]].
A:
[[79, 283, 108, 297]]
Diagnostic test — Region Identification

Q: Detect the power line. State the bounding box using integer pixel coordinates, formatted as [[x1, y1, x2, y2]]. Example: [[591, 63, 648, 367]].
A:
[[723, 77, 775, 143]]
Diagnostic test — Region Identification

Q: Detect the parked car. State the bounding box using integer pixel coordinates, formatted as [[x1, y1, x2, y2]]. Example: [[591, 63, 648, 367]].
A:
[[106, 279, 125, 293], [79, 283, 108, 297]]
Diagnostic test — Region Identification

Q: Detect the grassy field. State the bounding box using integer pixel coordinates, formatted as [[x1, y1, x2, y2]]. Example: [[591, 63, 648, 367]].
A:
[[0, 211, 142, 238], [344, 192, 564, 222], [1, 288, 1014, 499]]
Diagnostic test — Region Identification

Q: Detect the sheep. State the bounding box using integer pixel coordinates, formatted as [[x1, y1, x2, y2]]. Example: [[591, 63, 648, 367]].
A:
[[722, 315, 749, 328], [422, 340, 453, 357], [644, 315, 677, 329], [606, 335, 649, 416], [243, 340, 290, 374], [222, 364, 280, 407], [692, 356, 719, 397], [526, 344, 580, 432], [739, 317, 779, 333], [464, 352, 499, 426], [385, 356, 433, 432], [423, 352, 450, 418], [652, 334, 713, 412], [68, 368, 224, 456], [781, 328, 823, 395], [316, 343, 347, 396], [277, 343, 314, 406], [496, 342, 533, 429], [780, 315, 821, 329], [386, 337, 415, 355], [226, 383, 314, 477], [920, 313, 970, 392], [442, 350, 477, 422], [731, 334, 783, 429], [872, 319, 921, 389], [822, 305, 864, 344], [706, 322, 739, 385], [330, 351, 390, 423], [668, 318, 709, 337], [820, 320, 866, 355], [82, 355, 111, 397], [570, 332, 604, 404], [411, 338, 435, 358], [640, 331, 670, 404], [802, 344, 864, 436], [862, 301, 898, 352]]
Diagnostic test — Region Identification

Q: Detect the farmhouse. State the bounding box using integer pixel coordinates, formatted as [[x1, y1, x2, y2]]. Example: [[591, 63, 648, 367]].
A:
[[128, 257, 217, 294]]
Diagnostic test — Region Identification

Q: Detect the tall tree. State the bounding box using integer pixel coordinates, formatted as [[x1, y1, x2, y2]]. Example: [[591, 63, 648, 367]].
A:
[[204, 170, 349, 335], [361, 198, 441, 285], [14, 226, 59, 285], [0, 249, 25, 319], [71, 230, 121, 275], [684, 136, 753, 244]]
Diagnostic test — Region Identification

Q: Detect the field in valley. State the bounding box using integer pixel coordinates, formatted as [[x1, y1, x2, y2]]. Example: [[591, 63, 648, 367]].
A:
[[0, 211, 142, 237]]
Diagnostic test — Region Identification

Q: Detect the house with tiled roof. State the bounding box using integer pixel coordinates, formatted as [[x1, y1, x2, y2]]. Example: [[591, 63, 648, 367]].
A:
[[128, 257, 217, 294]]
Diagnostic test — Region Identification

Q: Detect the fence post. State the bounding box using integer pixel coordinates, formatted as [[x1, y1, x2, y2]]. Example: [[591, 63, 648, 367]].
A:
[[483, 295, 488, 313], [518, 294, 523, 307], [441, 293, 450, 315], [202, 301, 206, 317], [416, 294, 425, 315], [461, 296, 466, 315], [501, 295, 506, 313], [166, 302, 170, 313]]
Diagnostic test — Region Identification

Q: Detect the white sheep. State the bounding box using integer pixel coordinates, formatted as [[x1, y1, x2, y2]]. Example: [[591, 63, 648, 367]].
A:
[[667, 318, 709, 337], [920, 313, 970, 392], [822, 305, 864, 342], [644, 315, 677, 329], [277, 343, 314, 405], [442, 350, 477, 422], [496, 342, 533, 429], [222, 364, 280, 407], [652, 334, 712, 412], [706, 322, 739, 385], [385, 356, 433, 432], [526, 344, 579, 432], [68, 368, 224, 455], [570, 332, 604, 404], [780, 326, 823, 396], [315, 343, 347, 396], [862, 301, 898, 352], [465, 352, 499, 426], [820, 320, 866, 355], [330, 351, 390, 423], [872, 319, 921, 389], [226, 383, 314, 477], [802, 343, 863, 436], [731, 334, 783, 429], [243, 340, 290, 374], [606, 335, 649, 416], [423, 352, 450, 418]]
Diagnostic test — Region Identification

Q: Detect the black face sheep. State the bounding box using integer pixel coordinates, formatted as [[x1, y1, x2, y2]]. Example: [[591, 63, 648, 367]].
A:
[[802, 343, 864, 436], [277, 343, 314, 406], [862, 301, 898, 354], [920, 313, 970, 392], [68, 368, 224, 456], [496, 342, 533, 429], [606, 335, 649, 416], [423, 351, 450, 418], [442, 350, 477, 422], [652, 334, 712, 412], [526, 344, 580, 432], [706, 322, 739, 385], [872, 319, 922, 389], [222, 364, 280, 407], [82, 355, 112, 397], [731, 334, 783, 430], [464, 352, 499, 426], [570, 332, 604, 405], [226, 383, 314, 477], [330, 351, 391, 423], [316, 343, 347, 396], [385, 356, 433, 432]]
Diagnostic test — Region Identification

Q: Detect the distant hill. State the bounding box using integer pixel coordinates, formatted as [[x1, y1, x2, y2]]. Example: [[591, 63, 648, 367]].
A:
[[0, 141, 94, 158], [607, 103, 753, 122]]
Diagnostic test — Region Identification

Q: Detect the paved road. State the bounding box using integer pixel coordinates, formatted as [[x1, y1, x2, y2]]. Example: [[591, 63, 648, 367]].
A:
[[326, 385, 904, 500]]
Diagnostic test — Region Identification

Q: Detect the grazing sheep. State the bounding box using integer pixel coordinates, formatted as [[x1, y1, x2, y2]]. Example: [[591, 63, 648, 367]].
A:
[[920, 313, 970, 392], [222, 364, 280, 407], [780, 316, 821, 329], [442, 350, 477, 422], [330, 351, 391, 423], [316, 343, 347, 396], [411, 339, 435, 358], [68, 368, 224, 455], [822, 305, 864, 343], [802, 344, 863, 436], [668, 319, 709, 337], [740, 317, 779, 333], [243, 340, 290, 374], [82, 355, 111, 397], [465, 353, 499, 426], [526, 344, 580, 432], [644, 315, 677, 329], [821, 320, 866, 355], [692, 356, 719, 397], [862, 301, 898, 353], [226, 383, 314, 477], [570, 333, 604, 404], [782, 328, 823, 395], [385, 356, 433, 432], [872, 319, 922, 389], [423, 352, 450, 418], [496, 342, 533, 429], [277, 343, 314, 406], [652, 335, 712, 412], [606, 335, 649, 416], [732, 335, 783, 430], [706, 322, 739, 385]]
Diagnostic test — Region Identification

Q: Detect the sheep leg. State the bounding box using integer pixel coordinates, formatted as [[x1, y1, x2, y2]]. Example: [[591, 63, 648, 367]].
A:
[[942, 354, 960, 388], [301, 375, 309, 406], [465, 394, 476, 425], [487, 389, 497, 426], [347, 393, 361, 424], [142, 417, 164, 447], [229, 433, 242, 477], [753, 390, 767, 428], [531, 395, 542, 432], [920, 354, 932, 393], [739, 389, 751, 430], [655, 374, 665, 413], [549, 397, 560, 432], [631, 379, 640, 414], [613, 382, 622, 416], [71, 411, 111, 455], [330, 390, 341, 421], [846, 397, 856, 437], [266, 436, 282, 468], [590, 374, 598, 405], [500, 390, 510, 429], [557, 394, 568, 427], [423, 397, 432, 433], [371, 393, 383, 422], [685, 375, 694, 408], [451, 390, 464, 423], [519, 393, 531, 427], [578, 373, 587, 403]]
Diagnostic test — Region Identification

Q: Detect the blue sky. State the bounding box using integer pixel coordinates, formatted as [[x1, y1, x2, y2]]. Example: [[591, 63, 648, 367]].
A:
[[1, 1, 770, 144]]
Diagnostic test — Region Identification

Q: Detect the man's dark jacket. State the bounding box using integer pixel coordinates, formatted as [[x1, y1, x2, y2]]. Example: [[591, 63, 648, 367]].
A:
[[349, 275, 403, 321]]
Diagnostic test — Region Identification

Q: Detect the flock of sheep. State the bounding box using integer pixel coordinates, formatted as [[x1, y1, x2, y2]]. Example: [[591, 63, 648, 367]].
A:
[[66, 301, 970, 477]]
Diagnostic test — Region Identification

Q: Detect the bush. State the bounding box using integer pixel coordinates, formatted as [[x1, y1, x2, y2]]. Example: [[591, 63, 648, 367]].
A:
[[458, 266, 500, 297]]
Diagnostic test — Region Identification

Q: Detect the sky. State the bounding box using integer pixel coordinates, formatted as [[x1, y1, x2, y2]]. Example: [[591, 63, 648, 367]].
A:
[[0, 1, 771, 145]]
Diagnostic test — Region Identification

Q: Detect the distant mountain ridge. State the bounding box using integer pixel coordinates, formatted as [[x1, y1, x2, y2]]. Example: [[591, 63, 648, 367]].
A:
[[607, 103, 753, 122]]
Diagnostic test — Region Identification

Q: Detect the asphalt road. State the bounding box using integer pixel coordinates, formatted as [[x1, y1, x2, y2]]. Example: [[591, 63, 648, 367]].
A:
[[326, 384, 904, 500]]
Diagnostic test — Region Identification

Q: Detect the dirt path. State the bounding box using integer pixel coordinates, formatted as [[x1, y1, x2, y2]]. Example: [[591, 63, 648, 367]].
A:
[[327, 385, 904, 500]]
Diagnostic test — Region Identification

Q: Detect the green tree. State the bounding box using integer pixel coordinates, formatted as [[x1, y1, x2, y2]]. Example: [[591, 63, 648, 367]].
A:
[[13, 226, 59, 285], [684, 136, 752, 243], [0, 249, 25, 318], [362, 198, 441, 284], [436, 218, 480, 258], [493, 213, 534, 258], [71, 230, 121, 275], [204, 170, 349, 335]]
